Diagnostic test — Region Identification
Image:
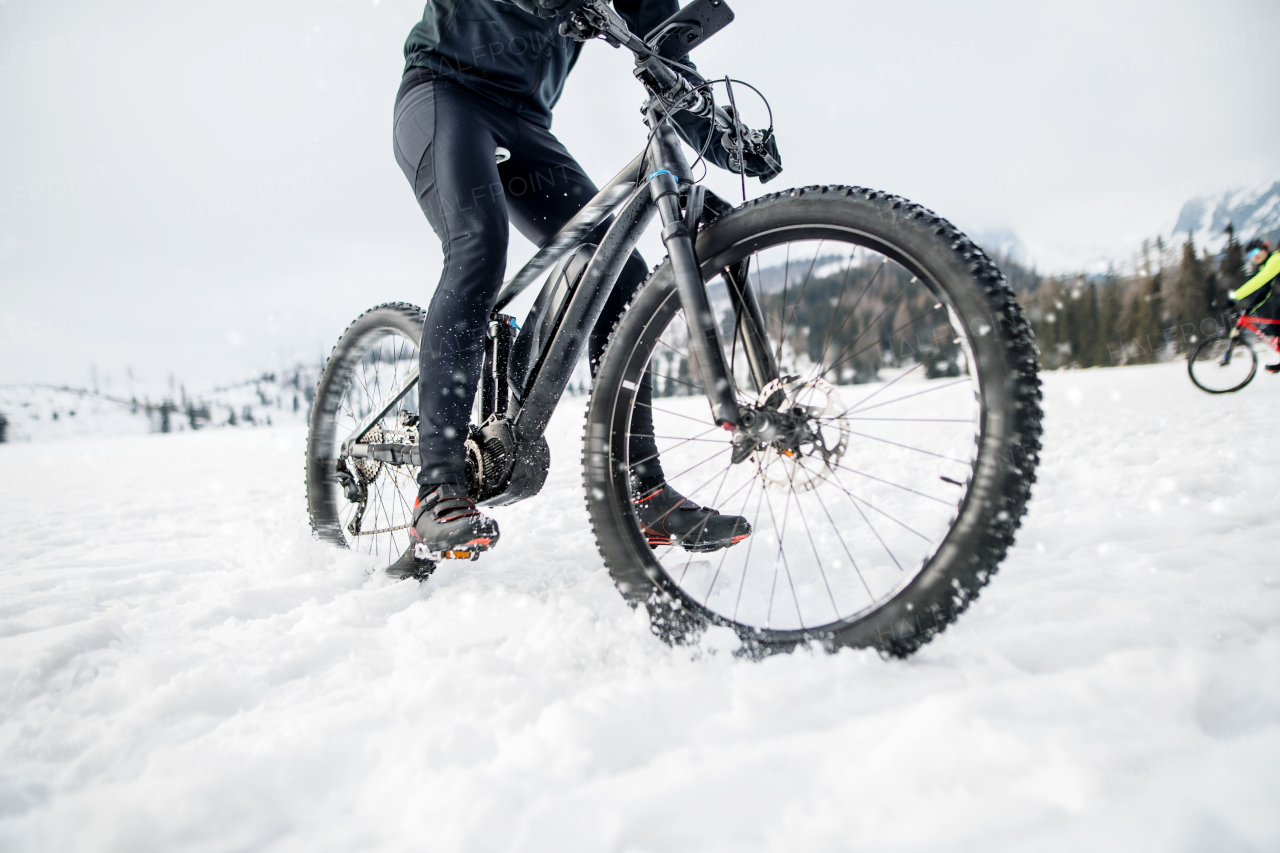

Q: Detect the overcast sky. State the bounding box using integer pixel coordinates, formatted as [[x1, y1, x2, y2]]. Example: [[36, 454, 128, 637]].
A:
[[2, 0, 1277, 392]]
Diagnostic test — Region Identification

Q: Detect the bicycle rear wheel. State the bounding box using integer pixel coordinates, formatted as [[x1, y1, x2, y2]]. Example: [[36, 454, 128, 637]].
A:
[[1188, 333, 1256, 393], [306, 303, 424, 565], [584, 186, 1043, 657]]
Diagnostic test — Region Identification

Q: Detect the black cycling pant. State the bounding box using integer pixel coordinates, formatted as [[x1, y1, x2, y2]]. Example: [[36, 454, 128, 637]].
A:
[[393, 76, 661, 489]]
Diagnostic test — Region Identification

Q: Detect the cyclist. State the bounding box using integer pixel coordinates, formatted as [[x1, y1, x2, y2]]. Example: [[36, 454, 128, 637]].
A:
[[1230, 239, 1280, 372], [391, 0, 770, 562]]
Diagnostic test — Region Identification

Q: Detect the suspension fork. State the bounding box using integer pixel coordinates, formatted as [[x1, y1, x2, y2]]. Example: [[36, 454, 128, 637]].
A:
[[648, 170, 741, 428], [723, 257, 779, 394]]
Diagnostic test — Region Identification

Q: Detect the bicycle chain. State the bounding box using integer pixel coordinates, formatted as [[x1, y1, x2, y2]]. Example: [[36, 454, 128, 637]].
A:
[[352, 521, 411, 536]]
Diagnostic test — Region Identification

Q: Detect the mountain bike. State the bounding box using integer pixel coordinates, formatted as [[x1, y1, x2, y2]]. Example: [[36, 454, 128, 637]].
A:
[[305, 0, 1043, 657], [1188, 309, 1280, 393]]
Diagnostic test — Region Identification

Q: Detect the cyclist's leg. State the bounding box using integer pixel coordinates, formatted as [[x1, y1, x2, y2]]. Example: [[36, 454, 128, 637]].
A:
[[1251, 291, 1280, 370], [393, 78, 512, 489], [499, 124, 663, 484], [1256, 290, 1280, 335]]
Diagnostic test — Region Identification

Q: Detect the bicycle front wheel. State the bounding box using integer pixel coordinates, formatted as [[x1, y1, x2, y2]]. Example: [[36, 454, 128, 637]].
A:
[[1188, 333, 1256, 393], [584, 186, 1043, 657]]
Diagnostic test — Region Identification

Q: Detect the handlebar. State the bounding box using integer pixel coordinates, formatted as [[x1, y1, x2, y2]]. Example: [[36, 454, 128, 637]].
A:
[[563, 0, 782, 180]]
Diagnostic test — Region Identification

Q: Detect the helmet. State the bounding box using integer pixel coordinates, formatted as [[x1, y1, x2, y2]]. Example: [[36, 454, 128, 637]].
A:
[[1245, 239, 1271, 267]]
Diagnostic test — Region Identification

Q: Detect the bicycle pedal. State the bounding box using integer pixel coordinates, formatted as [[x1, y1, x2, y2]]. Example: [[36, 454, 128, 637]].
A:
[[416, 543, 481, 561]]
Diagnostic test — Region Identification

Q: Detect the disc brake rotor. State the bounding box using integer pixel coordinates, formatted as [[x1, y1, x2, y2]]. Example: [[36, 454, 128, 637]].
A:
[[751, 376, 849, 493]]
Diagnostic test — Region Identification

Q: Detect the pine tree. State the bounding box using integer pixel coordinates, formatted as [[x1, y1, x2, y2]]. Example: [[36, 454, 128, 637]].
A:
[[1080, 281, 1102, 367], [1174, 234, 1210, 352], [1127, 239, 1164, 362], [1099, 272, 1124, 365], [1219, 222, 1245, 303], [1041, 279, 1068, 368], [1062, 276, 1089, 367]]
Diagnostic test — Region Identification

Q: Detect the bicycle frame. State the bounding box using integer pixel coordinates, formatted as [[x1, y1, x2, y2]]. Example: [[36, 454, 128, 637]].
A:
[[495, 121, 752, 446], [343, 0, 779, 505], [1237, 313, 1280, 352]]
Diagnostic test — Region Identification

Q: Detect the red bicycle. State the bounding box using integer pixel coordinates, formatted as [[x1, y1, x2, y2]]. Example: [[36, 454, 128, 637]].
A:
[[1188, 309, 1280, 393]]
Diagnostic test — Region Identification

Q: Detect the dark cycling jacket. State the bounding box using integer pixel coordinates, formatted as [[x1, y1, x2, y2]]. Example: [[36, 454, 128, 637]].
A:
[[403, 0, 730, 167]]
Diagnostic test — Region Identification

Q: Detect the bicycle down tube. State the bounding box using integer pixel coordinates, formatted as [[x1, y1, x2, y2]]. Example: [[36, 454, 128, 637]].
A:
[[499, 121, 744, 447]]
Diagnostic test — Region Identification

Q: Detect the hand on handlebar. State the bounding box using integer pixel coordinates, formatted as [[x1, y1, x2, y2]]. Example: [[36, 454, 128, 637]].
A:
[[716, 107, 782, 182], [727, 129, 783, 180]]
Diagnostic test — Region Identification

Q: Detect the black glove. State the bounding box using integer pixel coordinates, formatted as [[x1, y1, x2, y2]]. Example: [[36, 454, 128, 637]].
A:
[[507, 0, 590, 19], [721, 128, 783, 183]]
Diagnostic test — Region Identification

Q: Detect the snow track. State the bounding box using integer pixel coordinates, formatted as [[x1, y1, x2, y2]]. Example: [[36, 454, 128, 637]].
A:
[[1, 363, 1277, 852]]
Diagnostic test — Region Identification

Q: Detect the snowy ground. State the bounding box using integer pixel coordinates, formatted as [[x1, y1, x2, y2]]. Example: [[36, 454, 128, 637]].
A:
[[1, 362, 1278, 852]]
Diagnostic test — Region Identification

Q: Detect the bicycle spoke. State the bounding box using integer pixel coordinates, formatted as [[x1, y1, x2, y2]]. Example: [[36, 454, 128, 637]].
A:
[[662, 445, 732, 485], [812, 258, 888, 383], [704, 474, 758, 605], [825, 458, 951, 505], [677, 462, 735, 584], [631, 434, 733, 445], [632, 399, 715, 427], [822, 270, 909, 375], [644, 368, 703, 394], [808, 248, 860, 378], [837, 361, 924, 415], [810, 483, 875, 602], [844, 416, 974, 424], [655, 335, 692, 365], [811, 462, 932, 541], [784, 456, 840, 622], [826, 302, 944, 378], [838, 378, 971, 418], [779, 240, 823, 355], [775, 242, 791, 369], [830, 469, 904, 572], [627, 425, 724, 471], [840, 428, 970, 465], [761, 482, 803, 629], [733, 483, 769, 622]]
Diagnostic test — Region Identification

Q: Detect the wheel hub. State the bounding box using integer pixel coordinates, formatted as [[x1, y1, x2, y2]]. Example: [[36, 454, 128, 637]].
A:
[[737, 376, 849, 493]]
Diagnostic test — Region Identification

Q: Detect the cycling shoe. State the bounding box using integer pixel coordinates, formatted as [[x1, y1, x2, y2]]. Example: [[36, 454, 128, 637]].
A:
[[634, 481, 751, 553]]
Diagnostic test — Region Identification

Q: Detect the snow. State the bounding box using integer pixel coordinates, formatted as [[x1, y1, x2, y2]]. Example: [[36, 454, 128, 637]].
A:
[[0, 371, 316, 443], [0, 386, 153, 442], [2, 362, 1278, 852]]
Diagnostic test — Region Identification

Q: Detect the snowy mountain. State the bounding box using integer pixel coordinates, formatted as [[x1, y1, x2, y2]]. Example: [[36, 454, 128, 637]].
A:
[[0, 365, 322, 443], [1173, 180, 1280, 251], [957, 182, 1280, 277], [970, 228, 1031, 266]]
